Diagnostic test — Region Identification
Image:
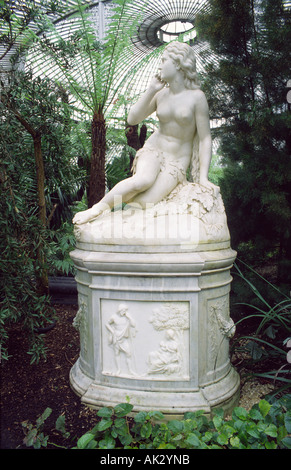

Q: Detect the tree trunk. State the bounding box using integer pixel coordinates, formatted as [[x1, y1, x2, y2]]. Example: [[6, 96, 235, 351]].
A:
[[11, 107, 49, 296], [33, 133, 49, 296], [34, 133, 46, 227], [88, 109, 106, 208]]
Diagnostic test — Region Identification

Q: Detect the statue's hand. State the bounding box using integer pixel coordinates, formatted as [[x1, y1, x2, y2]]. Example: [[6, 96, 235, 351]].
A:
[[150, 73, 166, 93], [199, 177, 220, 198]]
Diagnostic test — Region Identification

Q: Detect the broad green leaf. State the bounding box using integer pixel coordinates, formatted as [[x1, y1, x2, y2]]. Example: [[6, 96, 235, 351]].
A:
[[167, 420, 184, 434], [55, 415, 66, 433], [248, 407, 263, 421], [114, 403, 133, 417], [119, 434, 133, 446], [87, 439, 98, 449], [184, 410, 205, 420], [229, 436, 242, 448], [217, 432, 229, 446], [36, 407, 52, 426], [97, 406, 113, 418], [114, 417, 127, 429], [141, 421, 152, 439], [99, 435, 116, 449], [259, 400, 272, 418], [281, 437, 291, 449], [134, 411, 148, 423], [265, 441, 277, 449], [148, 410, 165, 421], [113, 422, 129, 437], [25, 428, 37, 447], [284, 412, 291, 433], [171, 433, 184, 442], [77, 432, 96, 449], [97, 418, 113, 432], [264, 424, 278, 438], [185, 432, 201, 448], [246, 423, 260, 439], [277, 425, 287, 441], [233, 407, 248, 420], [202, 431, 214, 442]]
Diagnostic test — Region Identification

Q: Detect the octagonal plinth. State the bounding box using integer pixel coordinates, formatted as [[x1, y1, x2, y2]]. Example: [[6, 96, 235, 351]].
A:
[[70, 184, 240, 416]]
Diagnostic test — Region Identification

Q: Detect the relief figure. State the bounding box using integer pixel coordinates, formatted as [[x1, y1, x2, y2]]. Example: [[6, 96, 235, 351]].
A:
[[147, 329, 182, 376], [106, 303, 137, 376]]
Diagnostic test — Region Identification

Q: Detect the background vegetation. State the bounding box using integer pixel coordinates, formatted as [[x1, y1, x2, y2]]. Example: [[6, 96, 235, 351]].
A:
[[0, 0, 290, 433], [196, 0, 291, 286]]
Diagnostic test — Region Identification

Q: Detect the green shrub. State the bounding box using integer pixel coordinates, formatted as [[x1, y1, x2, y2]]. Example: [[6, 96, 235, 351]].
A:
[[74, 397, 291, 450], [231, 260, 291, 392]]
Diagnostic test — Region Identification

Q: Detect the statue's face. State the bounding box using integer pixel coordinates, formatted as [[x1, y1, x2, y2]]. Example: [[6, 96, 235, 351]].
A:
[[159, 52, 178, 82]]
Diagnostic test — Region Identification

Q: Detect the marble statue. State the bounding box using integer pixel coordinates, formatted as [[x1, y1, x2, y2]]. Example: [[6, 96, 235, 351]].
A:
[[73, 41, 219, 227], [69, 41, 240, 415]]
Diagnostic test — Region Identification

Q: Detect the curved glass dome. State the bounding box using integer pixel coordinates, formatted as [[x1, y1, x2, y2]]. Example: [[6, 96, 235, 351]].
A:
[[17, 1, 216, 100], [0, 0, 222, 157], [158, 21, 197, 44]]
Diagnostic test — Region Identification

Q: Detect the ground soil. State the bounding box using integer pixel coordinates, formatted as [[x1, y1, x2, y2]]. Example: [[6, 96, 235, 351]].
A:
[[0, 301, 279, 450]]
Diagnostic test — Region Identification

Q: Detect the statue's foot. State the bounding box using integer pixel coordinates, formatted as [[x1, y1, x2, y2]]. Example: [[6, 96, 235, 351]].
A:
[[73, 206, 102, 225]]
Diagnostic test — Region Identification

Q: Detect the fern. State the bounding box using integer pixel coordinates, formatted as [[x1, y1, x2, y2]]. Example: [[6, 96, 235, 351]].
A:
[[24, 0, 167, 205]]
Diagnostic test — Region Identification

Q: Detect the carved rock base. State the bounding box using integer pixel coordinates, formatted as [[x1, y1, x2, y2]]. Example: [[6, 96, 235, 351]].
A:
[[70, 243, 240, 417]]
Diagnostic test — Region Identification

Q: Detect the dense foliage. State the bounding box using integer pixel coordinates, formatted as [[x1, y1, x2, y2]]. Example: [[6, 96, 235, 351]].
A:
[[0, 71, 81, 362], [21, 398, 291, 449], [196, 0, 291, 279], [0, 0, 139, 362], [32, 0, 145, 207]]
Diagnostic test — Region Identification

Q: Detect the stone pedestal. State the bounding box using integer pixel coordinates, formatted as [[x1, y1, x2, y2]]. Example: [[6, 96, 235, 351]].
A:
[[70, 183, 240, 416]]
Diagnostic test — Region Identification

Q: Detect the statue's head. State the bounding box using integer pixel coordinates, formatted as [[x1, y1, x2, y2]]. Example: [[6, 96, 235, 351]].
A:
[[164, 41, 200, 90], [117, 303, 128, 315]]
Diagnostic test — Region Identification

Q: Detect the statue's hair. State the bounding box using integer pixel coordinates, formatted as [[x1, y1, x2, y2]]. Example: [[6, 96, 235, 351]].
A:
[[165, 41, 200, 90]]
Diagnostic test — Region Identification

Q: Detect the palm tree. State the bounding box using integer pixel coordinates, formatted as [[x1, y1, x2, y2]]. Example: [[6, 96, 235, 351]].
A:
[[30, 0, 148, 208]]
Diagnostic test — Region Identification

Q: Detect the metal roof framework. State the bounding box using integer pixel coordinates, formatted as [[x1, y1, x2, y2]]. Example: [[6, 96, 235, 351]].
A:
[[1, 0, 290, 108], [0, 0, 222, 159], [2, 1, 289, 160], [0, 0, 215, 94]]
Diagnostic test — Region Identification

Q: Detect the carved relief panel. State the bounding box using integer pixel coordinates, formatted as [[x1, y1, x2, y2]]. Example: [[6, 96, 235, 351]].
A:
[[100, 299, 190, 381], [207, 296, 236, 374], [73, 294, 89, 359]]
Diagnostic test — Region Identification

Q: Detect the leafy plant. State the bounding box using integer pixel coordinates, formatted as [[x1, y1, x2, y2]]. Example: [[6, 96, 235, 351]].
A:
[[195, 0, 291, 274], [30, 0, 145, 208], [22, 408, 71, 449], [231, 260, 291, 391], [22, 407, 53, 449], [48, 221, 76, 276], [0, 69, 81, 362], [74, 398, 291, 449]]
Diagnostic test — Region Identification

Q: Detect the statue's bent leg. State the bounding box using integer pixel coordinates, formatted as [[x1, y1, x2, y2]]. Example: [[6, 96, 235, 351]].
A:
[[133, 167, 183, 206], [73, 149, 160, 224]]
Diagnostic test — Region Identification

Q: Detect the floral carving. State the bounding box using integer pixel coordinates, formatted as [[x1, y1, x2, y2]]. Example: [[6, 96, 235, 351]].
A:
[[209, 298, 236, 339], [73, 298, 88, 354]]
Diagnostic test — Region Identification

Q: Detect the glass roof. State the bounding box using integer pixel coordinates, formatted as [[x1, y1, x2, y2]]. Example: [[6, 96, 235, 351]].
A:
[[7, 2, 216, 113], [1, 1, 214, 82], [159, 21, 197, 43], [0, 0, 222, 157], [1, 0, 290, 160]]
